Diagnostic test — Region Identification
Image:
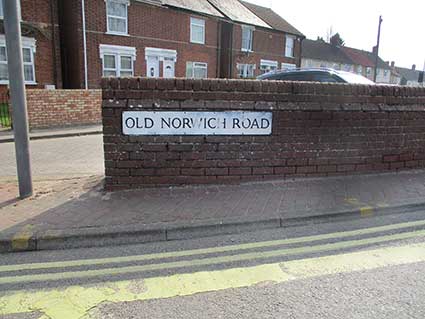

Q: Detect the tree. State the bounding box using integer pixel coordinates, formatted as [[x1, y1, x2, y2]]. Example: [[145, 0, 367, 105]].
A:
[[330, 33, 345, 47]]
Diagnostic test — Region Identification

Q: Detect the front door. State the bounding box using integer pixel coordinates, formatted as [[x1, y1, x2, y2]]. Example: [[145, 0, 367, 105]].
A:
[[163, 59, 175, 78], [146, 56, 159, 77]]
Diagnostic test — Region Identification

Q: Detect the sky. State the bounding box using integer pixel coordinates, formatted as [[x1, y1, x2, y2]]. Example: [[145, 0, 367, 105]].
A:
[[245, 0, 425, 70]]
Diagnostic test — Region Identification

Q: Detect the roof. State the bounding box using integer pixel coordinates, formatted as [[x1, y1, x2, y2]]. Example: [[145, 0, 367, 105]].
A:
[[162, 0, 224, 18], [395, 67, 422, 82], [302, 39, 391, 70], [302, 39, 353, 65], [240, 1, 304, 37], [207, 0, 271, 28]]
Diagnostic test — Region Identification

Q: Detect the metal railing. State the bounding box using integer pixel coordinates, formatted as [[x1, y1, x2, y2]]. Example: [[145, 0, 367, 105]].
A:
[[0, 92, 12, 129]]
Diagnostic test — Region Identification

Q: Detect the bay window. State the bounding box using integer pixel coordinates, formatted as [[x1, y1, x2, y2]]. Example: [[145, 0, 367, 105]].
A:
[[100, 44, 136, 77], [0, 35, 36, 84]]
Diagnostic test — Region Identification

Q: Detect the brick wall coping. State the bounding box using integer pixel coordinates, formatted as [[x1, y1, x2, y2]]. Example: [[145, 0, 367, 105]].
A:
[[101, 77, 425, 107]]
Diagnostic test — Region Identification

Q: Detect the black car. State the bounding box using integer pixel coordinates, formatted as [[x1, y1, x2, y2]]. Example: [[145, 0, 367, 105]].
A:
[[257, 68, 375, 84]]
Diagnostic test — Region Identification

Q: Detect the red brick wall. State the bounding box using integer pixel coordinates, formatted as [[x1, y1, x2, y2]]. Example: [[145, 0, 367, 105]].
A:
[[101, 78, 425, 190], [232, 25, 301, 78], [26, 89, 101, 129], [0, 0, 62, 91]]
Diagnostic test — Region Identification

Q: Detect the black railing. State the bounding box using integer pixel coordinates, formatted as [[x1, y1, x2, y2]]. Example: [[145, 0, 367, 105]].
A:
[[0, 92, 11, 129]]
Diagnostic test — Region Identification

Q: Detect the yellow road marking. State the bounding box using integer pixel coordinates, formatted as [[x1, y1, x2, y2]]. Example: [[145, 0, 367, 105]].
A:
[[360, 206, 374, 216], [1, 242, 425, 319], [2, 218, 425, 273], [11, 225, 34, 251], [1, 229, 425, 285]]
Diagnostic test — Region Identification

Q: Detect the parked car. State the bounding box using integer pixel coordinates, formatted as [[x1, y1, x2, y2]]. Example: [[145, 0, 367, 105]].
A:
[[257, 68, 375, 84]]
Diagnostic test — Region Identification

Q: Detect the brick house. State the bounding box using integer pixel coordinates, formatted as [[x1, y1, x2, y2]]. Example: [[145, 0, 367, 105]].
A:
[[59, 0, 304, 89], [0, 0, 62, 92]]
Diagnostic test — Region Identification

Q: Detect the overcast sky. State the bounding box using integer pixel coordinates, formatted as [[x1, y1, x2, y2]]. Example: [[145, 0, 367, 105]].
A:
[[245, 0, 425, 70]]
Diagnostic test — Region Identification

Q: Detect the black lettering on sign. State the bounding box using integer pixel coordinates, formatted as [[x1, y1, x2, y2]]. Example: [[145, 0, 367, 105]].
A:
[[251, 118, 260, 129], [207, 118, 217, 129], [161, 118, 171, 129], [125, 117, 136, 129], [172, 118, 182, 129], [241, 118, 251, 129], [261, 118, 270, 129], [232, 118, 240, 129]]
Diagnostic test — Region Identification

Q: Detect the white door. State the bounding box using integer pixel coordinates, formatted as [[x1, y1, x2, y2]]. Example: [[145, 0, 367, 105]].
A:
[[146, 56, 159, 77], [163, 60, 175, 78]]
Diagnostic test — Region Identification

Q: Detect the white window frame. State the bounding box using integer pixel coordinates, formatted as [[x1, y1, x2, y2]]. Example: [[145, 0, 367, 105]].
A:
[[186, 61, 208, 79], [105, 0, 129, 36], [366, 67, 372, 75], [237, 63, 256, 78], [241, 26, 254, 52], [190, 17, 205, 44], [260, 59, 278, 74], [281, 63, 296, 70], [99, 44, 136, 77], [285, 35, 295, 58], [0, 35, 36, 85], [357, 65, 363, 74]]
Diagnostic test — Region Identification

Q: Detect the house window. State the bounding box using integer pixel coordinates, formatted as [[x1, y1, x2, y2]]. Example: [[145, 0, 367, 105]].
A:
[[237, 64, 255, 78], [260, 60, 278, 74], [241, 26, 254, 52], [0, 35, 36, 84], [357, 65, 363, 74], [366, 67, 372, 75], [282, 63, 296, 70], [384, 69, 388, 76], [344, 64, 351, 72], [99, 44, 136, 77], [186, 62, 208, 79], [285, 36, 295, 58], [190, 17, 205, 44], [106, 0, 129, 35]]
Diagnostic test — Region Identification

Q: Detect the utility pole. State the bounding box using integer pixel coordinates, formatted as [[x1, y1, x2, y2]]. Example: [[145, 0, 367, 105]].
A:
[[373, 15, 383, 83], [3, 0, 33, 199]]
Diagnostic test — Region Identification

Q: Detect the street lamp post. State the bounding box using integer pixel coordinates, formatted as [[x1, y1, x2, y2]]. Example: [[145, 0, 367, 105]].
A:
[[373, 15, 383, 83], [2, 0, 33, 199]]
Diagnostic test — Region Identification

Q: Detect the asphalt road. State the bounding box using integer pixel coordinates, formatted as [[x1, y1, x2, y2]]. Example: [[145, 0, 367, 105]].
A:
[[1, 210, 425, 318], [0, 135, 104, 180]]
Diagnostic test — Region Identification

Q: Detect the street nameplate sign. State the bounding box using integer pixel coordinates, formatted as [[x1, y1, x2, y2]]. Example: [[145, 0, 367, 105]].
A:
[[122, 111, 273, 136]]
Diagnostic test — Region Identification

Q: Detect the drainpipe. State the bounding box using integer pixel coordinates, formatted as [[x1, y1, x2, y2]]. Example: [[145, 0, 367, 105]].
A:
[[50, 0, 58, 87], [81, 0, 88, 89]]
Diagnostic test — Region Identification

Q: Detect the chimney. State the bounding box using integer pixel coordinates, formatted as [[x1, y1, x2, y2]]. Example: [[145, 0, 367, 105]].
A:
[[391, 61, 395, 68], [372, 46, 378, 55], [412, 64, 416, 71]]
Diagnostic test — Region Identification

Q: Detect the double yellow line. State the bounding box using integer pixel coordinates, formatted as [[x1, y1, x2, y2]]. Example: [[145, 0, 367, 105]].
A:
[[1, 219, 425, 285]]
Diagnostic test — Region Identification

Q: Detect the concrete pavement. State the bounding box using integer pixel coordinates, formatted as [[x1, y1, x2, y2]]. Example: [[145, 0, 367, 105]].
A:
[[1, 212, 425, 319], [1, 169, 425, 253], [0, 134, 104, 180]]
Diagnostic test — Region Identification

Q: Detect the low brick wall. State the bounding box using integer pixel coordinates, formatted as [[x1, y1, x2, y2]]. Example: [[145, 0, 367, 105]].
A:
[[26, 89, 102, 129], [102, 78, 425, 190]]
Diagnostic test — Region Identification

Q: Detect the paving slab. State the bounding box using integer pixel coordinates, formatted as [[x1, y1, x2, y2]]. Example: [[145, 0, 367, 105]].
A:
[[1, 170, 425, 253]]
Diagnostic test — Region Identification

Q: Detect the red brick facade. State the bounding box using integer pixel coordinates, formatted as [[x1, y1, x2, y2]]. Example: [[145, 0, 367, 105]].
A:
[[26, 89, 101, 129], [101, 78, 425, 190], [232, 25, 301, 77], [0, 0, 62, 92], [59, 0, 302, 89]]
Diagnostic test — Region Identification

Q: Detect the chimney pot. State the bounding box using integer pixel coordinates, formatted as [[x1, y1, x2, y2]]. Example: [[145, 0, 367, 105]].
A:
[[391, 61, 395, 68], [412, 64, 416, 71]]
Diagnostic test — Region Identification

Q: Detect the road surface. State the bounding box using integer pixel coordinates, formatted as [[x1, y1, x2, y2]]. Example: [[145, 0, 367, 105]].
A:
[[1, 209, 425, 318]]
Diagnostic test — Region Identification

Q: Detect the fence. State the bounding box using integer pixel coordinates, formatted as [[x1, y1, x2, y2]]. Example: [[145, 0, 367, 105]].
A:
[[0, 92, 11, 129]]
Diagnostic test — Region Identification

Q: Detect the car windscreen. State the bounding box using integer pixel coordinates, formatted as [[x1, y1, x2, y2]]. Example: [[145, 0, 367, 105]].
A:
[[335, 71, 375, 84]]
